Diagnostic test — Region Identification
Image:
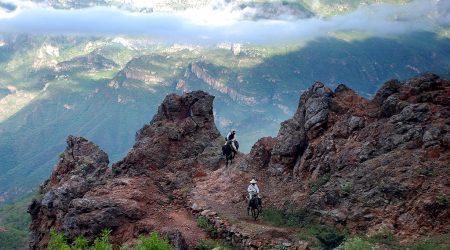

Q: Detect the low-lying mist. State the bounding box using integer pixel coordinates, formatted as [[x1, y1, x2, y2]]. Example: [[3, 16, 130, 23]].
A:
[[0, 0, 448, 43]]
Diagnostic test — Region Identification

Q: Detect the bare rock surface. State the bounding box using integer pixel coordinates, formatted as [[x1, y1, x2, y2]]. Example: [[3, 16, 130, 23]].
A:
[[30, 75, 450, 249], [29, 91, 220, 249]]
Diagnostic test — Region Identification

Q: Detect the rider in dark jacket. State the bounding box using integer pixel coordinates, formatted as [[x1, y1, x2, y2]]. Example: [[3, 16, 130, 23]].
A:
[[225, 129, 237, 152]]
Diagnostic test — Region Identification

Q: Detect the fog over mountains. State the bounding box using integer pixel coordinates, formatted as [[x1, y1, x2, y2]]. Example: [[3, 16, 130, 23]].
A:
[[0, 0, 449, 43]]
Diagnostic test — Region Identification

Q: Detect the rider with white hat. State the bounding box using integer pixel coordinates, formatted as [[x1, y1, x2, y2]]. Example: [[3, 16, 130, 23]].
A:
[[247, 178, 260, 213]]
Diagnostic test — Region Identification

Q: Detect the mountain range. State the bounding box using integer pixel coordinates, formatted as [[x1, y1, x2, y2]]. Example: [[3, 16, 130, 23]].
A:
[[1, 31, 449, 205]]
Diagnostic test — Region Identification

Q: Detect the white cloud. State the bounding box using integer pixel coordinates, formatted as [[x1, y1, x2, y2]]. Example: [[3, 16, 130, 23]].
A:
[[0, 0, 448, 44]]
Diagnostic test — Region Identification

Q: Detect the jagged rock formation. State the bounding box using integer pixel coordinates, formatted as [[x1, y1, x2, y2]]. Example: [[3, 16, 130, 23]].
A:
[[112, 90, 223, 176], [29, 75, 449, 249], [29, 91, 222, 249], [245, 73, 449, 238]]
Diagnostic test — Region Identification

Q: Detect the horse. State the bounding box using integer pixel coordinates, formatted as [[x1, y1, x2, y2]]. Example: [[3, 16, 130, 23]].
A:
[[248, 195, 262, 220], [222, 140, 239, 166]]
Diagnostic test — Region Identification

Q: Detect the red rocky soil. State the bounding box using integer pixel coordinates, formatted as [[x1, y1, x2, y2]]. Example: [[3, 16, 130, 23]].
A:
[[29, 74, 449, 249]]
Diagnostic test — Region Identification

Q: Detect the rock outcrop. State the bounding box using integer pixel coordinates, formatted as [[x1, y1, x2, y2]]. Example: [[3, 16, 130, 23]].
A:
[[29, 91, 222, 249], [245, 73, 449, 239], [29, 75, 449, 249]]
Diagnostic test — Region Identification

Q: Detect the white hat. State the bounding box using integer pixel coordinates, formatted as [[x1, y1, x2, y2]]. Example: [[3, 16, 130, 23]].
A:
[[250, 179, 257, 184]]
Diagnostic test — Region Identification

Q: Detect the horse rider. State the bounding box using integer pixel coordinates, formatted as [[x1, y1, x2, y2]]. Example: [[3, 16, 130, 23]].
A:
[[225, 129, 237, 152], [247, 178, 260, 213]]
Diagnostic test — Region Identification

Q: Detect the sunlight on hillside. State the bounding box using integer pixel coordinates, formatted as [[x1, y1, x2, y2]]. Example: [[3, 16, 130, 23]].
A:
[[438, 28, 450, 39], [328, 31, 373, 42], [300, 0, 414, 17], [0, 90, 38, 122]]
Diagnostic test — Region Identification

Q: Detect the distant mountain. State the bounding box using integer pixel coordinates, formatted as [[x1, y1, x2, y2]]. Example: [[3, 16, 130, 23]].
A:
[[0, 32, 449, 204]]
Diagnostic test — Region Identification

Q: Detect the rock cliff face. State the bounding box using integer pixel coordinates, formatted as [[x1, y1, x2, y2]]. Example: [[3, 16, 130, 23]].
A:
[[189, 63, 256, 105], [29, 91, 222, 249], [29, 75, 449, 248], [245, 73, 449, 238], [57, 53, 118, 72]]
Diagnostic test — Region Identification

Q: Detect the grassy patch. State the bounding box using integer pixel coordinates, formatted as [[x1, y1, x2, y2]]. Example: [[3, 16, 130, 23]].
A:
[[260, 206, 285, 226], [408, 234, 450, 250], [261, 206, 344, 249], [196, 216, 218, 239], [342, 236, 373, 250], [261, 206, 313, 228], [369, 228, 396, 246], [48, 229, 172, 250]]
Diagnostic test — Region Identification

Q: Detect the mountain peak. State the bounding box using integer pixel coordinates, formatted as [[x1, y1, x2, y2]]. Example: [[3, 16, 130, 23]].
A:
[[112, 90, 223, 176]]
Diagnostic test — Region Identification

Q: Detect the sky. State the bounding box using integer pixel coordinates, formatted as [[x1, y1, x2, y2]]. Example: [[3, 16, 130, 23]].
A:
[[0, 0, 449, 44]]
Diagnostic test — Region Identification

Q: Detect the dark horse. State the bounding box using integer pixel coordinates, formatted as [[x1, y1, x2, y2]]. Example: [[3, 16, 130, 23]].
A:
[[248, 195, 262, 220], [222, 140, 239, 166]]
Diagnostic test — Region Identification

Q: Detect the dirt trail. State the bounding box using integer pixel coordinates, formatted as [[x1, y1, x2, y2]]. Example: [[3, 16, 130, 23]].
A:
[[190, 155, 299, 245]]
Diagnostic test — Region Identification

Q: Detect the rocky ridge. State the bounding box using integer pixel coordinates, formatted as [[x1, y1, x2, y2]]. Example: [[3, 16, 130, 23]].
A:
[[29, 74, 449, 249], [243, 74, 450, 238], [29, 91, 222, 249]]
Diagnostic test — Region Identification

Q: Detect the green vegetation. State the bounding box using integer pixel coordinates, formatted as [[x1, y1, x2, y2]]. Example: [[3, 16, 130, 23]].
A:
[[343, 236, 373, 250], [48, 229, 172, 250], [135, 232, 172, 250], [196, 216, 218, 238], [276, 244, 286, 250], [261, 206, 312, 228], [260, 207, 285, 226], [340, 181, 353, 196], [309, 225, 345, 249], [48, 229, 114, 250], [309, 174, 331, 194], [91, 229, 113, 250], [261, 206, 344, 249], [258, 205, 450, 250], [409, 234, 450, 250], [340, 233, 450, 250], [48, 229, 71, 250], [73, 235, 90, 250], [0, 193, 32, 250], [369, 228, 396, 246]]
